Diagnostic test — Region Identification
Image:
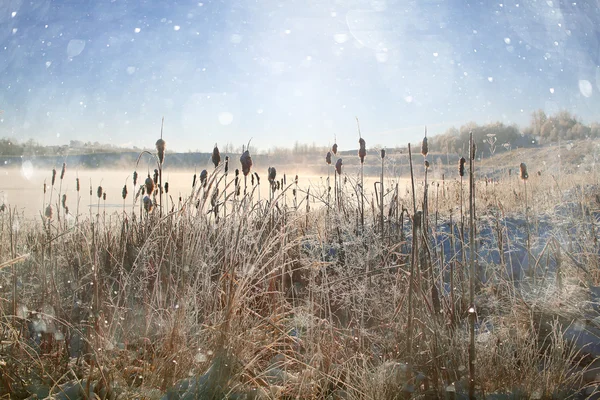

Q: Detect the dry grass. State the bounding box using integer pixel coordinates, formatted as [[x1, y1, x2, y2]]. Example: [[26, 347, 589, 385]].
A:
[[0, 137, 599, 399]]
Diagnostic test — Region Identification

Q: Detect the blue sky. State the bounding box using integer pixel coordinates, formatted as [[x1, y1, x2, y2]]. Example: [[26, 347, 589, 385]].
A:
[[1, 0, 599, 152]]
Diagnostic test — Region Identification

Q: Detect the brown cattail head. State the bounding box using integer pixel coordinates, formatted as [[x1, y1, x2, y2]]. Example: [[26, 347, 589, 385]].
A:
[[240, 150, 252, 176], [97, 186, 103, 199], [326, 151, 332, 165], [471, 135, 477, 160], [251, 173, 255, 186], [424, 160, 430, 169], [51, 169, 56, 186], [283, 174, 286, 185], [459, 157, 466, 177], [268, 167, 276, 183], [76, 177, 80, 192], [156, 138, 166, 164], [335, 158, 343, 175], [133, 171, 138, 187], [89, 185, 92, 196], [122, 185, 128, 200], [225, 156, 229, 174], [103, 192, 106, 201], [192, 173, 197, 188], [276, 181, 280, 191], [45, 205, 53, 220], [61, 194, 67, 208], [295, 175, 298, 184], [537, 170, 541, 177], [200, 169, 208, 187], [520, 163, 529, 180], [212, 144, 221, 168], [381, 149, 385, 159], [145, 175, 154, 195], [358, 138, 366, 164], [421, 136, 428, 157], [153, 169, 159, 185], [254, 172, 260, 185], [60, 162, 66, 180], [413, 210, 422, 229], [44, 182, 47, 194], [143, 196, 153, 213], [164, 182, 169, 193], [332, 143, 338, 155]]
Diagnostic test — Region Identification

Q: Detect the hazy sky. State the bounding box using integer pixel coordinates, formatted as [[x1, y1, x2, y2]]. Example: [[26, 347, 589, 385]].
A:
[[1, 0, 599, 152]]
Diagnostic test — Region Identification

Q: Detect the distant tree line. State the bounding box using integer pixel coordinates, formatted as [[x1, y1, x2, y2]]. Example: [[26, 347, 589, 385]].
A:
[[429, 110, 600, 157]]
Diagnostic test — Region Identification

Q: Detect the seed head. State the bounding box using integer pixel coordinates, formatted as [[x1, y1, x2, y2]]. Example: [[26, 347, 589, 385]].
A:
[[421, 136, 428, 157], [164, 182, 169, 194], [192, 173, 197, 188], [268, 167, 276, 183], [153, 169, 159, 185], [326, 151, 332, 165], [45, 205, 53, 220], [424, 160, 430, 169], [519, 163, 528, 180], [332, 143, 338, 155], [133, 171, 138, 186], [276, 181, 280, 190], [156, 138, 166, 164], [224, 156, 229, 174], [122, 185, 128, 200], [200, 169, 208, 187], [254, 172, 260, 185], [97, 186, 103, 199], [76, 178, 80, 192], [145, 175, 154, 195], [358, 138, 366, 164], [459, 157, 466, 177], [240, 149, 252, 176], [143, 196, 153, 213], [335, 158, 343, 175], [381, 149, 386, 159], [60, 162, 66, 180], [103, 192, 106, 201], [52, 169, 56, 186], [212, 144, 221, 168], [44, 182, 47, 194], [61, 194, 67, 208]]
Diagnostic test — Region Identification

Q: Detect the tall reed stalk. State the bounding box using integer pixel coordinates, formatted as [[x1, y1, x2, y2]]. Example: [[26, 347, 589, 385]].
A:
[[468, 131, 476, 400]]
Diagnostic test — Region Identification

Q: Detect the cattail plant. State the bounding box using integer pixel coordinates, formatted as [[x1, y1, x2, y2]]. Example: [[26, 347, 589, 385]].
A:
[[468, 131, 476, 400], [335, 158, 342, 210], [254, 172, 260, 201], [212, 144, 221, 168], [268, 167, 276, 214], [145, 175, 155, 196], [122, 184, 128, 214], [57, 163, 66, 222], [156, 118, 166, 216], [97, 186, 103, 218], [240, 144, 253, 194], [379, 149, 385, 234], [224, 156, 229, 219], [326, 151, 333, 213], [520, 162, 531, 280], [75, 176, 80, 222], [356, 117, 366, 231], [143, 196, 153, 214], [200, 170, 208, 188]]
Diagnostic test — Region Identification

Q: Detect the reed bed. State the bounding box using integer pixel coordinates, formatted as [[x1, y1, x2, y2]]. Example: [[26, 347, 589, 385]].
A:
[[0, 131, 599, 399]]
